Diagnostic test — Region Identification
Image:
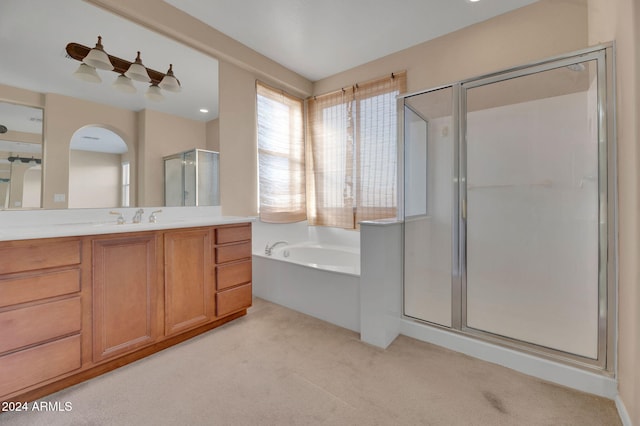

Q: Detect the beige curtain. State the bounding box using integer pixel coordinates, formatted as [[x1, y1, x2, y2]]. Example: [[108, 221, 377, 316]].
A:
[[307, 72, 407, 228], [306, 87, 356, 228], [257, 82, 306, 223]]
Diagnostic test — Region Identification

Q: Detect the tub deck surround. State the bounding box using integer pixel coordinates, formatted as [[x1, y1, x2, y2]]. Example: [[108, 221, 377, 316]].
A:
[[252, 219, 404, 336], [359, 219, 403, 349], [265, 242, 360, 275], [252, 222, 361, 332], [253, 253, 360, 332], [0, 211, 253, 403]]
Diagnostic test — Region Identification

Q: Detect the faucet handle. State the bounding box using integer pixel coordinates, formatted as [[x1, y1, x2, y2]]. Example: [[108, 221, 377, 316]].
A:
[[149, 210, 163, 223], [109, 211, 125, 225], [133, 208, 145, 223]]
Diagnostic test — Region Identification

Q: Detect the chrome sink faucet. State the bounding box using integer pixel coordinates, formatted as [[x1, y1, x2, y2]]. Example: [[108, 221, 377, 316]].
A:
[[149, 210, 162, 223], [109, 211, 126, 225], [265, 241, 288, 256], [132, 209, 145, 223]]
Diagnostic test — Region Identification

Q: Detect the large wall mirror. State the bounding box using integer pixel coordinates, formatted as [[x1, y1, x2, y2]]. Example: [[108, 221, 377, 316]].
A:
[[0, 102, 43, 209], [0, 0, 219, 210]]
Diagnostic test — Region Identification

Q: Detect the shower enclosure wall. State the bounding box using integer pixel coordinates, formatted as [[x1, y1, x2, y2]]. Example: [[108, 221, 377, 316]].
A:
[[402, 44, 615, 372], [164, 149, 220, 207]]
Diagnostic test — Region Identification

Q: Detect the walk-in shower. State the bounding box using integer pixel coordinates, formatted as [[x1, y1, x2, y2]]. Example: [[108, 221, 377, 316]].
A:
[[401, 44, 615, 372]]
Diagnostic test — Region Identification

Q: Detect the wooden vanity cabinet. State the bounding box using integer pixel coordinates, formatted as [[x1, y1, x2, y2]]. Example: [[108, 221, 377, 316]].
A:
[[164, 223, 253, 334], [164, 228, 214, 336], [92, 233, 161, 362], [1, 222, 252, 404], [215, 224, 253, 317], [0, 238, 83, 398]]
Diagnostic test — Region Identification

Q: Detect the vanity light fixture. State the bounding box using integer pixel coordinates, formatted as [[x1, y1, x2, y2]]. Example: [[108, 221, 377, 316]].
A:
[[74, 63, 102, 83], [113, 74, 136, 93], [125, 52, 151, 82], [82, 36, 113, 71], [145, 84, 164, 102], [66, 36, 181, 100], [159, 64, 181, 93]]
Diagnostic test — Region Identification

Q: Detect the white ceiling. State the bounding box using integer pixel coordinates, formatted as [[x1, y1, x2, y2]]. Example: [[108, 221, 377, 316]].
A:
[[166, 0, 539, 81], [0, 0, 537, 152]]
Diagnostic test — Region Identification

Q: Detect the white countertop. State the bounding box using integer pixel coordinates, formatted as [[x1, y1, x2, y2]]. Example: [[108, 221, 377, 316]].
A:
[[0, 206, 254, 241]]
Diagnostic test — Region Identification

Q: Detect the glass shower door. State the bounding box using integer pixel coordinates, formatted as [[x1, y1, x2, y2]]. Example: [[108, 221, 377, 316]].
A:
[[463, 60, 601, 358], [404, 87, 455, 327]]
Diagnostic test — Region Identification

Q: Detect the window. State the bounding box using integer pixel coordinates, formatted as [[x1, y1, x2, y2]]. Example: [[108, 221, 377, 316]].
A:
[[307, 72, 406, 228], [256, 82, 306, 223], [121, 161, 130, 207]]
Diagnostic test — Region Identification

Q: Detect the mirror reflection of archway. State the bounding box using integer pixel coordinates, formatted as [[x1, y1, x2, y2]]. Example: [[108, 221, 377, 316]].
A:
[[69, 126, 129, 208]]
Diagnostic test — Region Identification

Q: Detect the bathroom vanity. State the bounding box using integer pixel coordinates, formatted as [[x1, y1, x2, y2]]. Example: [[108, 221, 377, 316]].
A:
[[0, 210, 252, 403]]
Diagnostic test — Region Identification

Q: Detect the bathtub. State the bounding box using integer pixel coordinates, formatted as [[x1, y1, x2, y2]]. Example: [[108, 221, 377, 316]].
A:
[[252, 242, 361, 332]]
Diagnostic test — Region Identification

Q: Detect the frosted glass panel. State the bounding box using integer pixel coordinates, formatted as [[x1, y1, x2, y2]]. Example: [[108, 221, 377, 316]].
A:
[[404, 87, 453, 327], [404, 107, 427, 217], [197, 150, 220, 206], [465, 62, 599, 358], [163, 149, 220, 207], [164, 157, 183, 206], [183, 150, 197, 206]]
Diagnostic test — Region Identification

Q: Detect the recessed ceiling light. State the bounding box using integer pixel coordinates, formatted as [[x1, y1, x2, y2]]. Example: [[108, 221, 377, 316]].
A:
[[199, 108, 209, 113], [468, 0, 480, 2]]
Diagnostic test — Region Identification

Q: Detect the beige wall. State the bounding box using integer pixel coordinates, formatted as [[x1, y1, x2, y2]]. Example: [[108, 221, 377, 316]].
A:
[[206, 118, 220, 152], [6, 163, 33, 208], [44, 93, 137, 208], [0, 83, 44, 108], [218, 61, 258, 215], [588, 0, 640, 423], [69, 150, 121, 208], [138, 109, 206, 206]]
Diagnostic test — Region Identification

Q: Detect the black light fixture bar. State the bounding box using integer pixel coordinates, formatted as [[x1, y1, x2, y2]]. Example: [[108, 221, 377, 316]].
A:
[[7, 156, 41, 165]]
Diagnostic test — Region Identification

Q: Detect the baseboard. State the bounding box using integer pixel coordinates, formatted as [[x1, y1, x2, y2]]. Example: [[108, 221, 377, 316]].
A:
[[616, 395, 633, 426], [400, 318, 618, 399]]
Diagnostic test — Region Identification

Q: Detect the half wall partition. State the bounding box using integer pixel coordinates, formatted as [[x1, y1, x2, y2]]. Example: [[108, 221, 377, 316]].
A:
[[402, 44, 615, 372]]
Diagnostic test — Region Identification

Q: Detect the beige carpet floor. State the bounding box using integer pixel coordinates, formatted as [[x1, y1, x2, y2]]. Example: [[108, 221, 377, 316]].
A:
[[0, 298, 621, 426]]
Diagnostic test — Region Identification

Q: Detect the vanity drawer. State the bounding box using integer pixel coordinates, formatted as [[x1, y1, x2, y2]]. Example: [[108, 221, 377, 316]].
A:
[[0, 334, 81, 397], [216, 260, 252, 291], [215, 224, 251, 244], [0, 239, 81, 275], [0, 268, 81, 308], [215, 241, 251, 264], [0, 296, 81, 354], [216, 283, 252, 317]]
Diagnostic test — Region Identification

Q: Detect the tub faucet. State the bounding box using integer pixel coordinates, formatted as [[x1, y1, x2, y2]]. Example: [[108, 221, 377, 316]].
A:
[[265, 241, 288, 256], [132, 209, 145, 224]]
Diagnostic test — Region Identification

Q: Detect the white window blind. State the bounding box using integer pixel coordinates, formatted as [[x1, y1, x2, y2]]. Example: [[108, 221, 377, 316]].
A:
[[307, 72, 406, 228], [257, 82, 306, 223]]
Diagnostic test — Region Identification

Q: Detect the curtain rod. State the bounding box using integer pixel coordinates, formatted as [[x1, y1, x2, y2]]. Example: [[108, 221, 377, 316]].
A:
[[310, 70, 406, 100]]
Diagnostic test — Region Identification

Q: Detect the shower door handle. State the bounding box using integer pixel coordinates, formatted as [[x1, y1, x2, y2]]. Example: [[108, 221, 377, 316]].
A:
[[462, 198, 467, 220]]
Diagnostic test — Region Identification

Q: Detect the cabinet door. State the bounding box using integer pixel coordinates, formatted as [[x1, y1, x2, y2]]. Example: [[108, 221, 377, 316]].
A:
[[164, 228, 214, 335], [93, 234, 160, 363]]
